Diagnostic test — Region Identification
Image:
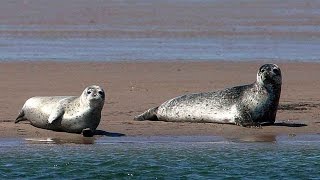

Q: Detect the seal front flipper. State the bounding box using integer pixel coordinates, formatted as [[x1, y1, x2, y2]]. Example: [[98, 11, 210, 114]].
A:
[[134, 107, 159, 121], [48, 105, 65, 123], [82, 128, 94, 137], [15, 110, 25, 123]]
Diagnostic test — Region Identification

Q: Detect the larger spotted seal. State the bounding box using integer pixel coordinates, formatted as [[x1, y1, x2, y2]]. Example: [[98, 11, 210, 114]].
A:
[[134, 64, 281, 126], [15, 85, 105, 134]]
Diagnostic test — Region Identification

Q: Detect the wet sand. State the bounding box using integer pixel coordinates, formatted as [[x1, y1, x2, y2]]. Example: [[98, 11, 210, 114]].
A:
[[1, 61, 319, 139], [2, 0, 319, 62], [1, 0, 320, 38]]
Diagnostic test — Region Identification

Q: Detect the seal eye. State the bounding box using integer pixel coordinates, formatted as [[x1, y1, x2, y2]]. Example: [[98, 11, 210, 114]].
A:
[[98, 91, 105, 98], [273, 69, 280, 75], [87, 91, 91, 95]]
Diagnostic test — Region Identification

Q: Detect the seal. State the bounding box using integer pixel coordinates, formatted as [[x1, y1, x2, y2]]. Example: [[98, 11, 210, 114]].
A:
[[134, 64, 281, 126], [15, 85, 105, 135]]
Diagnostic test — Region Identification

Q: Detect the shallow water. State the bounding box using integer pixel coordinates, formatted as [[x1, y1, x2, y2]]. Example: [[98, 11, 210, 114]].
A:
[[1, 135, 320, 179], [1, 36, 320, 62]]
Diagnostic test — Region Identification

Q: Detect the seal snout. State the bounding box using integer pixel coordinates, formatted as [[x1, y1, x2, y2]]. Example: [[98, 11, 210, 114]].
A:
[[91, 90, 105, 100], [92, 92, 104, 100], [85, 85, 105, 100]]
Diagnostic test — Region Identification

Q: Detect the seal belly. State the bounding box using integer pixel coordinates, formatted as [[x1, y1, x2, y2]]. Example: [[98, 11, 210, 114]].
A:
[[157, 94, 239, 123], [22, 96, 71, 129]]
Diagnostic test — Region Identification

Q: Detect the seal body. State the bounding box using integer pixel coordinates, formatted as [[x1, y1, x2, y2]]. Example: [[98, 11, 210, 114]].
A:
[[134, 64, 281, 126], [15, 85, 105, 133]]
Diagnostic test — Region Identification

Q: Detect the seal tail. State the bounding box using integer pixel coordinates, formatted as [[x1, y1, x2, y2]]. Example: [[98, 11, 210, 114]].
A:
[[134, 107, 159, 121], [15, 110, 25, 123]]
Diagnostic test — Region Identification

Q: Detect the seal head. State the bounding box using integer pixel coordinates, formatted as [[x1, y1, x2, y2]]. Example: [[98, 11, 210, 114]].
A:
[[257, 64, 282, 88], [81, 85, 105, 109]]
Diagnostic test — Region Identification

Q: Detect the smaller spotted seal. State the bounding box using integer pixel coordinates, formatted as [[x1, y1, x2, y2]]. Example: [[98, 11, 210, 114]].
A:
[[15, 85, 105, 135], [134, 64, 282, 127]]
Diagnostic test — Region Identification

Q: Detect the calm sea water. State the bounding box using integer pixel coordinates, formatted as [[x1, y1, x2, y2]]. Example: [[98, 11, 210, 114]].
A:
[[0, 36, 320, 62], [1, 135, 320, 179]]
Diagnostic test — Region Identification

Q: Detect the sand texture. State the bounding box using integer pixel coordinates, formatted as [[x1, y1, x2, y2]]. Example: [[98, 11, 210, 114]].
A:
[[0, 61, 319, 140]]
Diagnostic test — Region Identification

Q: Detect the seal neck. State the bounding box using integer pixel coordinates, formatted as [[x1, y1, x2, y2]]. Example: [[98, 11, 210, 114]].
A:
[[79, 95, 88, 107]]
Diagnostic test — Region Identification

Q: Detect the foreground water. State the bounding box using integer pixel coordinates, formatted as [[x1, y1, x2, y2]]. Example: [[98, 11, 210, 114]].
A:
[[1, 135, 319, 179]]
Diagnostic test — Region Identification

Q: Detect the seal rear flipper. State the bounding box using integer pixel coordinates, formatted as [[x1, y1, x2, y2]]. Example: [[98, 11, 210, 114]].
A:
[[134, 107, 159, 121], [15, 110, 25, 123], [48, 105, 65, 124]]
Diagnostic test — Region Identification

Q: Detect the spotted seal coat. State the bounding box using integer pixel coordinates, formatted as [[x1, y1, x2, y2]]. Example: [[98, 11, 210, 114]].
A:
[[134, 64, 281, 126], [15, 85, 105, 134]]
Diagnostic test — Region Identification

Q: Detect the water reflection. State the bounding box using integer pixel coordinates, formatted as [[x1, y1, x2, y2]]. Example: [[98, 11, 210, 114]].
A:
[[24, 129, 126, 144], [23, 134, 320, 145], [25, 137, 96, 145], [227, 134, 277, 143]]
